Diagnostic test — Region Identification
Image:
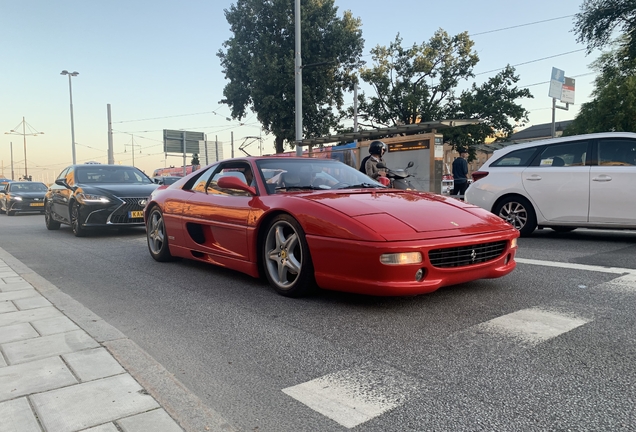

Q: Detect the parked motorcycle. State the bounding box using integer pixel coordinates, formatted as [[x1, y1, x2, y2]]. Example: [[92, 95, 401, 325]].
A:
[[376, 161, 416, 190]]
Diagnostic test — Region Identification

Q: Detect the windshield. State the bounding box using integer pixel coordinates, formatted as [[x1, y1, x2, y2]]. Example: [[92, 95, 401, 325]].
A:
[[9, 182, 48, 192], [75, 166, 153, 184], [256, 158, 385, 193]]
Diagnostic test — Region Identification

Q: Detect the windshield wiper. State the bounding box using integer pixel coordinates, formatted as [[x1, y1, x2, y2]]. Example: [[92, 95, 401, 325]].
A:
[[338, 183, 385, 189], [275, 185, 324, 191]]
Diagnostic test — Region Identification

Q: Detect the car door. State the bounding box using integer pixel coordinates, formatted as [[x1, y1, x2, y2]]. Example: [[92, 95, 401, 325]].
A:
[[183, 162, 256, 261], [521, 140, 591, 223], [0, 184, 7, 211], [588, 138, 636, 224], [50, 167, 72, 222]]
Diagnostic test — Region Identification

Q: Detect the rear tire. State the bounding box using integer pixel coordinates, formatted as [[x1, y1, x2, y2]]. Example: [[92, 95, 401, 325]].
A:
[[146, 207, 176, 262], [262, 214, 316, 297], [493, 196, 537, 237], [45, 201, 61, 230]]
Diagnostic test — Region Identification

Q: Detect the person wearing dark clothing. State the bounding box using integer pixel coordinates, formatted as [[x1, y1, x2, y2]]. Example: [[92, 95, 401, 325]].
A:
[[364, 141, 387, 180], [359, 155, 371, 173], [452, 149, 469, 197]]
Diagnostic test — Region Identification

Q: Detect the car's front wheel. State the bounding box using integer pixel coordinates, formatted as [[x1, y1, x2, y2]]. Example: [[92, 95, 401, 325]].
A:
[[7, 210, 15, 216], [262, 214, 316, 297], [494, 196, 537, 237], [45, 201, 60, 230], [146, 207, 176, 262], [70, 202, 86, 237]]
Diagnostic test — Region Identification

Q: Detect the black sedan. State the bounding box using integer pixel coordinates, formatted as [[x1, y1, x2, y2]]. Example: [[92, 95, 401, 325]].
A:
[[44, 164, 159, 237], [0, 181, 48, 215], [152, 175, 182, 185]]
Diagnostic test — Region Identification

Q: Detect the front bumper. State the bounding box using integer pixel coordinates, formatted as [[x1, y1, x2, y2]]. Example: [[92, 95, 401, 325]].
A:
[[80, 197, 148, 227], [308, 231, 519, 296]]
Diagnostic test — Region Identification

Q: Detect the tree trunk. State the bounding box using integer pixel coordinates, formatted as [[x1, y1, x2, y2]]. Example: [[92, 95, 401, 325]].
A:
[[275, 136, 285, 154]]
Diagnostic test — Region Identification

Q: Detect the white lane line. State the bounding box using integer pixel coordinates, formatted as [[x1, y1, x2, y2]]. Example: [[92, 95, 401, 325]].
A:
[[516, 258, 636, 275], [282, 368, 405, 429], [478, 308, 590, 344]]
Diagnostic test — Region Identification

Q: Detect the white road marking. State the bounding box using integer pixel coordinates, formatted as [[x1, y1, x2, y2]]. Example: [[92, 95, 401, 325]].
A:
[[515, 258, 636, 275], [602, 273, 636, 293], [282, 368, 405, 429], [478, 308, 590, 343]]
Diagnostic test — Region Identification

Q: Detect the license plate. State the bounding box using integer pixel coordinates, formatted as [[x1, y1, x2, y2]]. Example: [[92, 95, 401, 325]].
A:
[[129, 210, 144, 218], [30, 203, 44, 207]]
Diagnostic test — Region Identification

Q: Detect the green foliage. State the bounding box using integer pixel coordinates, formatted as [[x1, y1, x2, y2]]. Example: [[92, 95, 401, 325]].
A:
[[564, 45, 636, 135], [356, 31, 479, 128], [218, 0, 364, 153], [574, 0, 636, 58], [356, 32, 532, 154]]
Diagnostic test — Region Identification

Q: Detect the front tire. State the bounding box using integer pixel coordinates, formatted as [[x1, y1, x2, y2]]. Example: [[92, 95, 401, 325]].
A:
[[45, 201, 61, 230], [7, 210, 15, 216], [70, 202, 87, 237], [494, 196, 537, 237], [263, 214, 316, 297], [146, 207, 176, 262]]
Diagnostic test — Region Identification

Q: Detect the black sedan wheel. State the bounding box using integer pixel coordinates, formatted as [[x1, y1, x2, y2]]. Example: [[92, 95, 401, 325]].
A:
[[146, 207, 176, 262], [44, 201, 60, 230], [263, 214, 316, 297], [70, 202, 86, 237], [494, 196, 537, 237]]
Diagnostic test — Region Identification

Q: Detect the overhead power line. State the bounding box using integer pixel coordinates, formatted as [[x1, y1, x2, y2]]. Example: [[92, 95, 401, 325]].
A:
[[470, 15, 575, 37], [475, 49, 586, 76]]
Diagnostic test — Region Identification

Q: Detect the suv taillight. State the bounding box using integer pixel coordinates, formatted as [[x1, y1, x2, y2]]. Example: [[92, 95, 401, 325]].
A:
[[472, 171, 489, 182]]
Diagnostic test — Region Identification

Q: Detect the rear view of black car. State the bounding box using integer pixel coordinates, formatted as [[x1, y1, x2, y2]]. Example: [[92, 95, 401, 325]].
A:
[[44, 164, 158, 237], [0, 181, 48, 215]]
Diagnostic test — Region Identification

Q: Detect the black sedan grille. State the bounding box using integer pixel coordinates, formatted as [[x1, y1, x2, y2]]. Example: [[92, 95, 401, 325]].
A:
[[428, 241, 507, 268], [109, 197, 147, 224]]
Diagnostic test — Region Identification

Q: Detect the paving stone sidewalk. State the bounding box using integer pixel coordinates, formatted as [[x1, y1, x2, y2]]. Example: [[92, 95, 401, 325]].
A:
[[0, 252, 236, 432]]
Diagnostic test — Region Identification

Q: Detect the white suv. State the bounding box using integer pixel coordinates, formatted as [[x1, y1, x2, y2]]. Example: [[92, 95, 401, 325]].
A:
[[465, 132, 636, 236]]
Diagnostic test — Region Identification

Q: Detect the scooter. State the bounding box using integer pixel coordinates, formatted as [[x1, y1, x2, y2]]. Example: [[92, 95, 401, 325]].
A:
[[376, 161, 416, 190]]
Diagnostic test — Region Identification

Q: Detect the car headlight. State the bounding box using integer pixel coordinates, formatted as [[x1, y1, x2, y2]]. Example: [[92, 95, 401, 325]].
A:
[[76, 193, 110, 204], [11, 196, 23, 201], [380, 252, 423, 265]]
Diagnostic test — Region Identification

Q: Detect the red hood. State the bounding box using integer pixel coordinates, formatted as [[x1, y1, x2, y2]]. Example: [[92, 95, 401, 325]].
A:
[[304, 190, 510, 241]]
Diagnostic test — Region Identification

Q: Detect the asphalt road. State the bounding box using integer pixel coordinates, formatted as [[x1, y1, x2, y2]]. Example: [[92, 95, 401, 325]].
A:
[[1, 213, 635, 431]]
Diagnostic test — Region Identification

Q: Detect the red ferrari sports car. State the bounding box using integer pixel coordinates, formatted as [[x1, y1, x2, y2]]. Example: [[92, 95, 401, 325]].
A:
[[144, 157, 519, 297]]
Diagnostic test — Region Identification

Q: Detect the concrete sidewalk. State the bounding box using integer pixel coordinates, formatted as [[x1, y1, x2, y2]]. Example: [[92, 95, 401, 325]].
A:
[[0, 248, 236, 432]]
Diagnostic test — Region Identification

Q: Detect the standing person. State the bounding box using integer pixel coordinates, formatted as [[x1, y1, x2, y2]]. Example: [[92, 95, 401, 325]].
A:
[[364, 140, 387, 180], [452, 148, 470, 197]]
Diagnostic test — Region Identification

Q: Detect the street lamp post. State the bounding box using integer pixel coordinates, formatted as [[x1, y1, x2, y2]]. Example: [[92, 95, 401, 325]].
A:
[[4, 117, 43, 180], [61, 70, 79, 164]]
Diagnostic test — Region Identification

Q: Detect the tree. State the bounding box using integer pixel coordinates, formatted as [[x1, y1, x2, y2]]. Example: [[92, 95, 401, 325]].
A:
[[355, 31, 532, 154], [573, 0, 636, 58], [444, 65, 532, 154], [564, 45, 636, 135], [356, 31, 479, 128], [218, 0, 364, 153]]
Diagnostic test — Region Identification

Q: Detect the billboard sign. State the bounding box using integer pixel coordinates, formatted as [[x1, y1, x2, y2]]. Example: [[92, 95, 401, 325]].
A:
[[561, 77, 576, 104], [548, 67, 565, 99], [163, 130, 205, 154]]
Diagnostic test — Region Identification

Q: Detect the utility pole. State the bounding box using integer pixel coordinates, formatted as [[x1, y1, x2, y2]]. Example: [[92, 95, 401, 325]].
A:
[[107, 104, 114, 164], [4, 117, 43, 180], [294, 0, 303, 156], [124, 135, 141, 166]]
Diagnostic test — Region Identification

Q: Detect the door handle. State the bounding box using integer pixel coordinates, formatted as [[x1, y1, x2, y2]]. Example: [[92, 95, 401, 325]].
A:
[[525, 176, 541, 181], [592, 176, 612, 182]]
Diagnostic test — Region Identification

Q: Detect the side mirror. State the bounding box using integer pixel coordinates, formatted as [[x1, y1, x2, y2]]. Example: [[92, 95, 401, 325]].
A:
[[407, 161, 414, 168], [217, 176, 256, 195], [55, 179, 67, 187], [154, 178, 161, 184], [376, 163, 386, 169]]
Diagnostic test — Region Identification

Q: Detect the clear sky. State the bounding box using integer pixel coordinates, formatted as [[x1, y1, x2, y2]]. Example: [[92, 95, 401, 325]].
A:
[[1, 0, 597, 182]]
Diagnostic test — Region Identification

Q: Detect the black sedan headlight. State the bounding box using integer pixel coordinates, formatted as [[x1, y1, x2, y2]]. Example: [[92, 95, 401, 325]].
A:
[[75, 193, 111, 204], [10, 196, 23, 201]]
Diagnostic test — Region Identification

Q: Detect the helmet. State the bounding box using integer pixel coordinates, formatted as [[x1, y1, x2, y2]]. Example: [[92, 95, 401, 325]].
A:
[[369, 140, 386, 156]]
